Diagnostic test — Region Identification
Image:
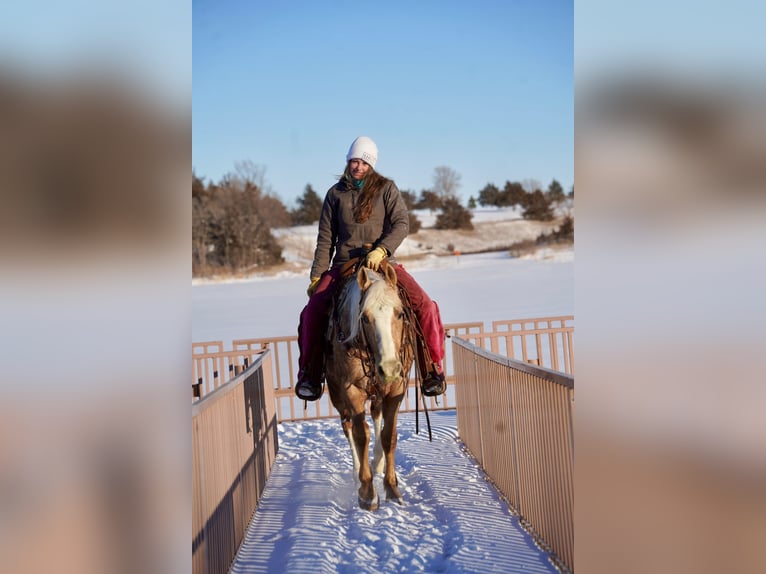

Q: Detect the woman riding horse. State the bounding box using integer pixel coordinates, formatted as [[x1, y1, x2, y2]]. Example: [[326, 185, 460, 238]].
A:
[[325, 262, 413, 510], [295, 135, 446, 401]]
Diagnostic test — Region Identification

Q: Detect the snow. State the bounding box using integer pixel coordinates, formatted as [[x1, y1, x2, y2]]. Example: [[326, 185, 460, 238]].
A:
[[230, 411, 560, 574], [193, 208, 573, 572], [192, 207, 573, 343]]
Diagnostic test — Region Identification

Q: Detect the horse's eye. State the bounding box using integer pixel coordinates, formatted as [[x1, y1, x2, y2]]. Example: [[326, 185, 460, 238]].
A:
[[397, 311, 405, 320], [361, 315, 370, 324]]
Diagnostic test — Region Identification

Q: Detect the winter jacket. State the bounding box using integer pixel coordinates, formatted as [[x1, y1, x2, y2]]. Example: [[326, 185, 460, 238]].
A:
[[310, 178, 409, 278]]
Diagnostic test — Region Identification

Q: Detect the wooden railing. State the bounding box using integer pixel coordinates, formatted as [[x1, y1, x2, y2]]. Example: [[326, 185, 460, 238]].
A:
[[192, 350, 279, 574], [452, 336, 575, 572], [190, 319, 575, 571], [192, 316, 574, 423]]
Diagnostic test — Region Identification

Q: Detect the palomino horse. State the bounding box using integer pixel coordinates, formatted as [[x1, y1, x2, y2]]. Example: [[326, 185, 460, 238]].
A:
[[325, 262, 414, 511]]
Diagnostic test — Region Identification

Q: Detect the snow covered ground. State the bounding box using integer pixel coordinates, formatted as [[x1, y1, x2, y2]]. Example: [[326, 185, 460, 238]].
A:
[[230, 411, 561, 574], [192, 207, 573, 343]]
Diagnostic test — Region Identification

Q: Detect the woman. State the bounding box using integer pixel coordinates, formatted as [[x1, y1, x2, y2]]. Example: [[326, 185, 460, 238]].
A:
[[295, 135, 446, 401]]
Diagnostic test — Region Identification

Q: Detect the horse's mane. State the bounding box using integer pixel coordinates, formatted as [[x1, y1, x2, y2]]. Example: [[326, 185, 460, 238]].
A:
[[338, 269, 400, 347]]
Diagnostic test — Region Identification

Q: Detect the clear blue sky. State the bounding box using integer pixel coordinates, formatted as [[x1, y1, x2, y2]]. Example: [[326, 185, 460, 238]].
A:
[[193, 0, 573, 206]]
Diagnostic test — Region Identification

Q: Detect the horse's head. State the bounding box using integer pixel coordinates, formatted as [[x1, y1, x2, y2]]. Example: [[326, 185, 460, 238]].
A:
[[355, 264, 406, 387]]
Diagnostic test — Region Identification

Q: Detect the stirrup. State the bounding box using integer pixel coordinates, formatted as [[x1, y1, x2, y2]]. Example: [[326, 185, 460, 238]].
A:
[[295, 378, 323, 401], [421, 371, 446, 397]]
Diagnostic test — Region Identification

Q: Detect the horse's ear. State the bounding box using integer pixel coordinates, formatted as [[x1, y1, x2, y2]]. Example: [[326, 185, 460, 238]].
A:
[[384, 263, 398, 287], [357, 266, 371, 290]]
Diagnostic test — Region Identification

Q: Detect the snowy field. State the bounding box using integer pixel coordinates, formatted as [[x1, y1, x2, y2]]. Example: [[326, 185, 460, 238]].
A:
[[192, 207, 573, 343]]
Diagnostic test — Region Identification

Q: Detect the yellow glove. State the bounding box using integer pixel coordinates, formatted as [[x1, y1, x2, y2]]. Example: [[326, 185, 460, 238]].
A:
[[364, 246, 388, 271], [307, 276, 320, 297]]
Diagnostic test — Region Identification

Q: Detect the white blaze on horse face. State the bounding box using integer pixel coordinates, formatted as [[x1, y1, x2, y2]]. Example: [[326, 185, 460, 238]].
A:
[[369, 303, 399, 381], [363, 275, 401, 382]]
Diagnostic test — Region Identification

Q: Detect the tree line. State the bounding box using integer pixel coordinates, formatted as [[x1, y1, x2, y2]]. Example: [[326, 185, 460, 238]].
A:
[[192, 163, 572, 277]]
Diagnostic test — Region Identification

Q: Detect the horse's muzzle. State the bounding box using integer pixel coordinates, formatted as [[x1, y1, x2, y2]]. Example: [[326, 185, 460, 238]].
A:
[[377, 359, 402, 384]]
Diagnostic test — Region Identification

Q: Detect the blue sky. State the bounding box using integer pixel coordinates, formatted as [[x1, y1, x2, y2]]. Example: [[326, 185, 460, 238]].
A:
[[193, 0, 573, 206]]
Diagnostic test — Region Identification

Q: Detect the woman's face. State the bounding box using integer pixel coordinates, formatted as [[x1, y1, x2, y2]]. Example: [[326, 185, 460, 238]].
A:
[[348, 159, 371, 180]]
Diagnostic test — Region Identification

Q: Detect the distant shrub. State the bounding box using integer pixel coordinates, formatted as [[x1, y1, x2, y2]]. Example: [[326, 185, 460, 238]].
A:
[[478, 183, 501, 206], [291, 184, 323, 225], [508, 239, 538, 258], [400, 189, 418, 210], [536, 216, 574, 245], [522, 189, 554, 221], [415, 189, 443, 211], [435, 197, 473, 230], [193, 175, 284, 277], [408, 212, 422, 233]]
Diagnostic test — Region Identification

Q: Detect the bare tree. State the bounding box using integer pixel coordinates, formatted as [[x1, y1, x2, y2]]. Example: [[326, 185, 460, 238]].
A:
[[521, 178, 543, 193], [191, 167, 285, 277], [432, 166, 462, 200], [521, 178, 543, 194], [234, 159, 270, 193], [192, 173, 213, 274]]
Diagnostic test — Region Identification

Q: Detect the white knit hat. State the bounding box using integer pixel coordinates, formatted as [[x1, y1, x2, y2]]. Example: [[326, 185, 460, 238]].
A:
[[346, 136, 378, 168]]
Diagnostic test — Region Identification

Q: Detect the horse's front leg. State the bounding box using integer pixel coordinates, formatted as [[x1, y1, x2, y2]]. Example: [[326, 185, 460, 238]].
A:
[[381, 394, 405, 503], [370, 399, 385, 475], [350, 412, 378, 511], [341, 417, 360, 478]]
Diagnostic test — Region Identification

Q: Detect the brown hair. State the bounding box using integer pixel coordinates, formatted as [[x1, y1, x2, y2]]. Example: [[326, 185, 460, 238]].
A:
[[340, 163, 392, 223]]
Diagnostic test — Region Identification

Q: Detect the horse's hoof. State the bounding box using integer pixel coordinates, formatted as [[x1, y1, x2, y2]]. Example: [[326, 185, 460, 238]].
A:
[[358, 495, 379, 511], [385, 486, 403, 504]]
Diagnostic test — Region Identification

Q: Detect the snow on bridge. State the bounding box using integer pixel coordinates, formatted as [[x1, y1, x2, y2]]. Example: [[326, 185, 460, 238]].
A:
[[229, 411, 560, 574]]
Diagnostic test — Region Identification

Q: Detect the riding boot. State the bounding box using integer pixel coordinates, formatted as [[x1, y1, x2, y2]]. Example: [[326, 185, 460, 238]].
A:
[[296, 302, 328, 401], [416, 336, 446, 397], [391, 265, 446, 396], [295, 349, 324, 401]]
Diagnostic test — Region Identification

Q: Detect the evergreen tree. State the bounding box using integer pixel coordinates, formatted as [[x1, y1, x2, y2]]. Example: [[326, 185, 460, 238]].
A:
[[502, 181, 527, 207], [415, 189, 443, 211], [546, 179, 565, 202], [435, 197, 473, 230], [522, 189, 554, 221], [399, 189, 418, 210], [478, 183, 501, 206], [408, 212, 422, 233], [291, 184, 323, 225]]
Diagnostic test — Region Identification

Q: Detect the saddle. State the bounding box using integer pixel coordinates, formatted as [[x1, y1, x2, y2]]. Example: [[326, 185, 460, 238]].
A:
[[337, 256, 392, 279]]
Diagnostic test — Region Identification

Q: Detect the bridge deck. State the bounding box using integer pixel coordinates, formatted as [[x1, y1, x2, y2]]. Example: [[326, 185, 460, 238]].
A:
[[230, 410, 560, 574]]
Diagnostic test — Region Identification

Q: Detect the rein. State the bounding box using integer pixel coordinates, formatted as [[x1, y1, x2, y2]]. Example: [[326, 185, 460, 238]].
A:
[[356, 280, 412, 400], [333, 260, 412, 400], [330, 259, 434, 442], [398, 286, 434, 442]]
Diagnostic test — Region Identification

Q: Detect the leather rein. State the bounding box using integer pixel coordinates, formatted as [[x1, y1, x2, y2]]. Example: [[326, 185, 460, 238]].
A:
[[332, 259, 415, 399]]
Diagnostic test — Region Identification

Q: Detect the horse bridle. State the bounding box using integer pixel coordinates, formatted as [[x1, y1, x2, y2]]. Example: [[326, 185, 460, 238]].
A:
[[347, 286, 415, 399]]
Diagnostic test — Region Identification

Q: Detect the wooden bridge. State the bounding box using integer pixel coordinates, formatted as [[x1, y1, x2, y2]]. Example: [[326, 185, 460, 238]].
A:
[[192, 316, 574, 573]]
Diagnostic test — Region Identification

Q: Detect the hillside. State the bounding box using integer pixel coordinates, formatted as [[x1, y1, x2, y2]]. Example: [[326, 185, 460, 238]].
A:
[[274, 206, 571, 273], [196, 206, 573, 284]]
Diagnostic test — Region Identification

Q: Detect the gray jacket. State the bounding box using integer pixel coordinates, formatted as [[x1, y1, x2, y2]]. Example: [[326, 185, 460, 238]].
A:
[[310, 178, 409, 278]]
